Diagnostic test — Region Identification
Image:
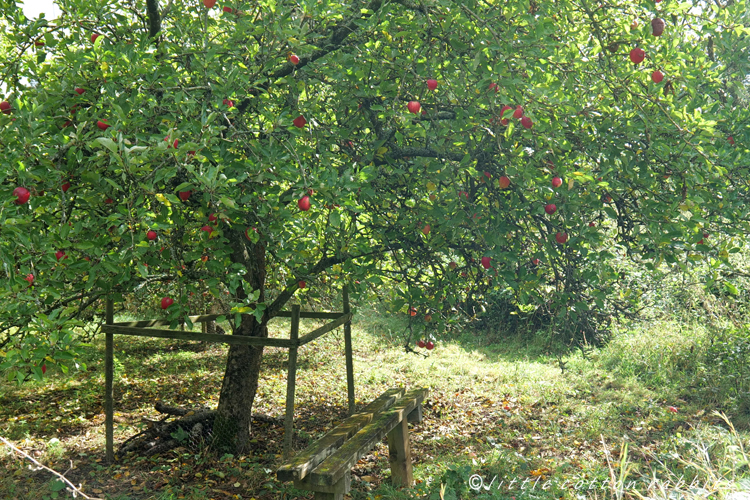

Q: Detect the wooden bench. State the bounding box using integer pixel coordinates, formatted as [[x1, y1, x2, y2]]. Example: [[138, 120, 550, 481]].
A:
[[277, 387, 428, 500]]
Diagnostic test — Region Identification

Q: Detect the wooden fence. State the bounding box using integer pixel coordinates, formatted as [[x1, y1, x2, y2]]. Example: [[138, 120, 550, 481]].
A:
[[101, 286, 354, 461]]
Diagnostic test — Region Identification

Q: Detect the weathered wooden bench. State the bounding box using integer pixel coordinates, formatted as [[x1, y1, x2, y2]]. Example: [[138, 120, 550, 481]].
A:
[[277, 387, 428, 500]]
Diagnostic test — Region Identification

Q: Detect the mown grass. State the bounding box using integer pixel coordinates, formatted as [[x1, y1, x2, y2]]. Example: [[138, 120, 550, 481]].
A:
[[0, 300, 749, 500]]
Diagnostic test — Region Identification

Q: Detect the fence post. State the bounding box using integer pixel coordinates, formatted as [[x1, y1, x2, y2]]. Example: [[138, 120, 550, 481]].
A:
[[105, 298, 114, 463], [343, 286, 355, 415], [283, 304, 301, 459]]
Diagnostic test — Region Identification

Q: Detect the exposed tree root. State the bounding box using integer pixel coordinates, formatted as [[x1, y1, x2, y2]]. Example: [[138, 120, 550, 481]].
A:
[[117, 402, 282, 458]]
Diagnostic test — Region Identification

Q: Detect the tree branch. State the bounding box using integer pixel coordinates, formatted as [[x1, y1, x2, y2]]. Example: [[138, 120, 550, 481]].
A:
[[146, 0, 161, 39]]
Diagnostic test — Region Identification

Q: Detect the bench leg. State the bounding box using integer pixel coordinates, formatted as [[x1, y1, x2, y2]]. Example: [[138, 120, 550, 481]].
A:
[[386, 417, 413, 487], [296, 473, 350, 500]]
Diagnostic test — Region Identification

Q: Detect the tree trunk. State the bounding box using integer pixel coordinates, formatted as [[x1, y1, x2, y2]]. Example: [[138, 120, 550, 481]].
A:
[[212, 231, 269, 453]]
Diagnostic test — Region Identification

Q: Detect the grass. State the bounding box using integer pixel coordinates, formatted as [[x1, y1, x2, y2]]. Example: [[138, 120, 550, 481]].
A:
[[0, 300, 749, 500]]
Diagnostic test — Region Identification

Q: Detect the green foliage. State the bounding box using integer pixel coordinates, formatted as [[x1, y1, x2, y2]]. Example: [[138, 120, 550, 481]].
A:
[[0, 0, 749, 376]]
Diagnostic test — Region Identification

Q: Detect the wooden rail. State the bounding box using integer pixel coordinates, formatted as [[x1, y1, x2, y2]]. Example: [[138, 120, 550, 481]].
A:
[[103, 287, 354, 462]]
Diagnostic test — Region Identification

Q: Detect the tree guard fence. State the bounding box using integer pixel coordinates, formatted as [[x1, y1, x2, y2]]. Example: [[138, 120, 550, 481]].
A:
[[101, 286, 355, 462]]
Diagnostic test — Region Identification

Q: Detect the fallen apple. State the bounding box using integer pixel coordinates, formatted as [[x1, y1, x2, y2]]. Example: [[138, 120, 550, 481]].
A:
[[407, 101, 421, 114], [13, 187, 30, 204], [545, 203, 557, 215], [425, 341, 434, 350], [417, 340, 425, 348], [498, 176, 510, 189], [160, 297, 174, 309]]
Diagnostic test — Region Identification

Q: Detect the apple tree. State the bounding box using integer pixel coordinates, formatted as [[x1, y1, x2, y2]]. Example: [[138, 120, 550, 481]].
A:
[[0, 0, 748, 451]]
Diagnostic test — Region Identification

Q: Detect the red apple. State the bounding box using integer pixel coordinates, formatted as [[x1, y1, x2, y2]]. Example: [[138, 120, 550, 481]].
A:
[[34, 40, 44, 47], [289, 54, 300, 65], [105, 197, 114, 204], [203, 0, 216, 7], [208, 213, 218, 223], [25, 273, 34, 285], [223, 98, 235, 107], [604, 195, 612, 203], [61, 181, 71, 193], [293, 115, 307, 128], [178, 191, 192, 201], [62, 120, 73, 128], [629, 47, 645, 64], [41, 364, 47, 374], [545, 203, 557, 215], [13, 187, 30, 204], [160, 297, 174, 309], [422, 224, 431, 235], [147, 230, 157, 241], [97, 119, 110, 130], [223, 6, 233, 13], [426, 79, 438, 90], [589, 222, 596, 227], [651, 18, 665, 36], [424, 314, 432, 322], [555, 232, 568, 244], [165, 136, 178, 148], [74, 88, 85, 95], [531, 258, 540, 266], [409, 307, 417, 316], [499, 105, 513, 125], [0, 101, 11, 114], [407, 101, 421, 114], [425, 341, 434, 350], [298, 280, 306, 289], [298, 195, 311, 211], [488, 82, 499, 92], [417, 340, 425, 348], [91, 33, 100, 43], [55, 250, 67, 261], [201, 225, 213, 234], [513, 106, 524, 119], [521, 116, 533, 129], [651, 70, 664, 83], [481, 256, 491, 269], [449, 261, 457, 270], [498, 176, 511, 189], [551, 177, 562, 188], [728, 136, 735, 146]]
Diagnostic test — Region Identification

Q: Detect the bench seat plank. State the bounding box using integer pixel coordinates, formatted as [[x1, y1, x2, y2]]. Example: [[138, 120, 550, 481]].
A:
[[276, 388, 405, 482], [306, 387, 428, 487]]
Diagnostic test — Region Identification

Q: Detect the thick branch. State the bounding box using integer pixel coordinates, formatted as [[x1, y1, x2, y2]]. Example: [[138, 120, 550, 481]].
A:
[[146, 0, 161, 39]]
